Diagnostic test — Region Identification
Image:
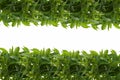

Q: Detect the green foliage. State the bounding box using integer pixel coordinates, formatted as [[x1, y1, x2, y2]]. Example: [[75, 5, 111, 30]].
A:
[[0, 0, 120, 29], [0, 47, 120, 79]]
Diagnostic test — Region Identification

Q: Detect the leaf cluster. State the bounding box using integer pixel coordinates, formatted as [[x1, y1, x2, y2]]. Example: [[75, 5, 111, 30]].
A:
[[0, 47, 120, 80], [0, 0, 120, 29]]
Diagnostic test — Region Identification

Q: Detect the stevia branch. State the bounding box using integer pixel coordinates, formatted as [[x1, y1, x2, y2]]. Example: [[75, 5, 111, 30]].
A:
[[0, 0, 120, 29], [0, 47, 120, 79]]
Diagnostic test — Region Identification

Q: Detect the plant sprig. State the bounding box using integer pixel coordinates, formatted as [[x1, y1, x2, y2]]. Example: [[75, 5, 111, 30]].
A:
[[0, 0, 120, 30], [0, 47, 120, 79]]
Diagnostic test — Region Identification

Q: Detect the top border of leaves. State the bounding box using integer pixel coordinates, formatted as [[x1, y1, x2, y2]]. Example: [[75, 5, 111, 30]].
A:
[[0, 0, 120, 30]]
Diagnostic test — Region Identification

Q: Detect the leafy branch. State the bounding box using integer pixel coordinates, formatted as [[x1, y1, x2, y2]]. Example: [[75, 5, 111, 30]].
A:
[[0, 0, 120, 29], [0, 47, 120, 79]]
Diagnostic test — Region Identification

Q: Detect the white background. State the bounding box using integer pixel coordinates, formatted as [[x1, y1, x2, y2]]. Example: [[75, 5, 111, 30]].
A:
[[0, 23, 120, 53]]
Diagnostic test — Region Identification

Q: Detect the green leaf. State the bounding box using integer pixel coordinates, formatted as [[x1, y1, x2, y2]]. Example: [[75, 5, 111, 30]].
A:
[[17, 20, 21, 27], [23, 47, 29, 53], [12, 21, 17, 27], [3, 21, 9, 26], [70, 22, 75, 28], [62, 50, 69, 55], [101, 23, 107, 30], [53, 48, 59, 54], [108, 23, 112, 30], [81, 50, 88, 57], [14, 47, 20, 54], [32, 48, 40, 53], [41, 20, 46, 26], [51, 21, 58, 27], [104, 50, 108, 54], [61, 22, 68, 28], [111, 50, 117, 54], [9, 47, 14, 54], [22, 21, 30, 26], [0, 48, 8, 54], [81, 23, 89, 28], [90, 50, 98, 55], [92, 24, 98, 30], [32, 21, 39, 26], [114, 23, 120, 29], [46, 48, 51, 54]]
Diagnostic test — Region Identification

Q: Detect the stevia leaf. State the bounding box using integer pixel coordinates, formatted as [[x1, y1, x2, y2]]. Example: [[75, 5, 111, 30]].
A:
[[92, 24, 98, 30], [9, 47, 14, 54], [62, 50, 68, 53], [111, 50, 117, 54], [32, 48, 40, 53], [17, 20, 21, 27], [22, 21, 30, 26], [62, 50, 69, 55], [32, 21, 39, 26], [81, 23, 89, 28], [12, 21, 17, 27], [114, 23, 120, 29], [0, 48, 8, 54], [23, 47, 29, 53], [41, 20, 45, 26], [3, 21, 9, 26], [70, 22, 75, 28], [101, 23, 107, 30], [51, 20, 58, 27], [10, 55, 19, 61], [104, 50, 108, 54], [108, 23, 112, 30], [81, 50, 89, 57], [61, 22, 68, 28], [46, 48, 50, 54], [53, 48, 59, 54], [90, 50, 98, 55], [110, 50, 118, 60], [14, 47, 20, 54]]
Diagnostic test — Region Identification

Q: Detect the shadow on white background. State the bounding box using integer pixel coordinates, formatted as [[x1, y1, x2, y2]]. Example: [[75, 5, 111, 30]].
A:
[[0, 23, 120, 53]]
